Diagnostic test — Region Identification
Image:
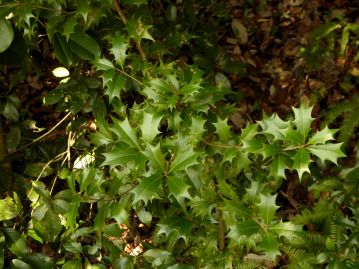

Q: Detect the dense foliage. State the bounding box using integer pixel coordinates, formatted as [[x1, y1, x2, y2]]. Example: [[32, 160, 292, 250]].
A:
[[0, 1, 358, 268]]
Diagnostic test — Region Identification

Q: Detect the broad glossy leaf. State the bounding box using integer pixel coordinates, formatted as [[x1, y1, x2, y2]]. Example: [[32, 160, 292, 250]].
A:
[[257, 193, 280, 225], [92, 57, 114, 71], [131, 174, 163, 205], [76, 0, 90, 22], [140, 112, 163, 143], [111, 117, 139, 148], [53, 33, 73, 66], [292, 148, 311, 180], [308, 125, 336, 145], [308, 143, 346, 164], [168, 176, 192, 207], [109, 34, 129, 68], [169, 146, 201, 174], [213, 117, 231, 143], [10, 259, 31, 269], [292, 103, 314, 139], [0, 197, 19, 221], [142, 142, 166, 172], [33, 209, 62, 242], [3, 228, 29, 257], [69, 32, 101, 60], [143, 249, 173, 267], [262, 233, 281, 260], [24, 253, 54, 269], [234, 220, 260, 236], [62, 259, 82, 269], [157, 215, 191, 244], [0, 19, 14, 53]]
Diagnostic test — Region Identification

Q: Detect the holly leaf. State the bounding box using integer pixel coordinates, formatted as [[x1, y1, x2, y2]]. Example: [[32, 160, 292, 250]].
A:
[[307, 143, 346, 164], [213, 117, 231, 143], [292, 103, 314, 140], [258, 113, 289, 140], [110, 116, 140, 148], [270, 154, 288, 179], [102, 144, 144, 168], [283, 125, 305, 145], [292, 148, 312, 180], [257, 193, 280, 225], [262, 233, 281, 260], [126, 17, 154, 42], [157, 216, 191, 244], [308, 125, 337, 145], [92, 57, 115, 71], [140, 111, 163, 143], [105, 74, 126, 104], [240, 123, 258, 142], [270, 221, 303, 240], [76, 0, 90, 22], [168, 176, 192, 208], [169, 146, 201, 174], [142, 142, 166, 172], [109, 34, 130, 68], [189, 115, 206, 145], [131, 174, 163, 205], [63, 15, 77, 41]]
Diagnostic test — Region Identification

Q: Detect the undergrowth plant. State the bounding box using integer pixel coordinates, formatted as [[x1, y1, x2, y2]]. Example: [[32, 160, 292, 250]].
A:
[[0, 1, 357, 269]]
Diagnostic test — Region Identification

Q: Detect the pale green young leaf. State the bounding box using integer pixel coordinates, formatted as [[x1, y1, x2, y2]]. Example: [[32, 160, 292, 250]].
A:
[[220, 148, 237, 164], [283, 125, 305, 145], [168, 176, 192, 207], [262, 233, 281, 260], [0, 19, 14, 53], [110, 116, 139, 148], [292, 148, 312, 180], [308, 143, 346, 164], [131, 174, 163, 205], [292, 103, 314, 139], [109, 34, 129, 68], [257, 193, 280, 225], [270, 221, 303, 240], [240, 123, 258, 142], [137, 207, 152, 226], [105, 74, 125, 104], [269, 154, 288, 179], [308, 125, 336, 145], [140, 112, 163, 143], [142, 142, 166, 172], [258, 113, 289, 140], [126, 17, 155, 42], [169, 146, 201, 174], [213, 117, 231, 143], [259, 144, 281, 159]]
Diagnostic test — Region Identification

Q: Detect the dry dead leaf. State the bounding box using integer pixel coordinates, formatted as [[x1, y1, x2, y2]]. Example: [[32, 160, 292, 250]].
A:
[[232, 19, 248, 44]]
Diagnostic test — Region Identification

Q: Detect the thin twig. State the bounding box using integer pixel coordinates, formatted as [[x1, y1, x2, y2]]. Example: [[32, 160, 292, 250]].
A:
[[5, 112, 72, 157], [112, 0, 147, 62]]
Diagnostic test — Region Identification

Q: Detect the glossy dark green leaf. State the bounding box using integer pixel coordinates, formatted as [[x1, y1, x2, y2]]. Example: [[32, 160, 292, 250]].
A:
[[69, 32, 101, 60], [131, 174, 163, 205], [33, 209, 62, 242], [6, 125, 21, 152], [3, 228, 29, 257], [0, 19, 14, 53], [53, 32, 73, 66]]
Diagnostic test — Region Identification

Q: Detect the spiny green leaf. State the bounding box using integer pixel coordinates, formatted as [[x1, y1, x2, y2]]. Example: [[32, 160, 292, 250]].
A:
[[308, 125, 336, 145], [262, 233, 281, 260], [142, 142, 166, 172], [240, 123, 258, 142], [169, 146, 201, 174], [269, 154, 288, 179], [104, 74, 126, 104], [189, 115, 206, 145], [168, 176, 192, 208], [92, 57, 114, 71], [76, 0, 90, 22], [259, 144, 281, 159], [257, 193, 280, 225], [63, 15, 77, 41], [131, 174, 163, 205], [102, 144, 143, 168], [270, 221, 303, 240], [213, 117, 231, 143], [307, 143, 346, 164], [283, 125, 305, 145], [109, 34, 130, 68], [259, 113, 289, 140], [157, 216, 191, 244], [126, 17, 154, 42], [292, 103, 314, 140], [292, 148, 311, 180], [140, 111, 163, 143], [111, 116, 140, 148]]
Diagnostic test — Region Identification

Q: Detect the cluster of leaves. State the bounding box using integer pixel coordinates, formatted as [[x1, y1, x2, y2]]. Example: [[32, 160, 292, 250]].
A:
[[0, 1, 357, 268]]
